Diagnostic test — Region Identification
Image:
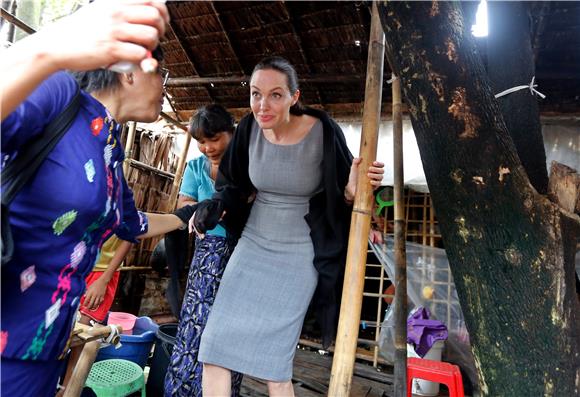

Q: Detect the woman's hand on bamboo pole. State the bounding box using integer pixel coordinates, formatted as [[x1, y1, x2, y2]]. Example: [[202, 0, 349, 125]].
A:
[[344, 157, 385, 202]]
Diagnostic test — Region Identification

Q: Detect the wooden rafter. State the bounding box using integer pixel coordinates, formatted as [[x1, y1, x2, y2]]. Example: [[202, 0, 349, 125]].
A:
[[165, 19, 215, 104], [0, 6, 35, 34], [209, 1, 245, 75], [167, 73, 366, 87], [281, 1, 325, 109]]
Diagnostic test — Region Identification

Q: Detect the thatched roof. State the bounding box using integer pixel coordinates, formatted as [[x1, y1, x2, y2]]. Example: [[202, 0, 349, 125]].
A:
[[160, 1, 580, 121]]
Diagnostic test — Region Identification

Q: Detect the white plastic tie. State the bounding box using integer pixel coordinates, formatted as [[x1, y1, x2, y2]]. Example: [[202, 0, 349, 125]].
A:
[[494, 76, 546, 99], [386, 76, 397, 84]]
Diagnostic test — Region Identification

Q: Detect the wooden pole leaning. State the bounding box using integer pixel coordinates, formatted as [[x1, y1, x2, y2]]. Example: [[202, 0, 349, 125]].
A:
[[391, 74, 408, 397], [123, 121, 137, 176], [63, 324, 123, 397], [166, 125, 191, 212], [328, 3, 385, 396]]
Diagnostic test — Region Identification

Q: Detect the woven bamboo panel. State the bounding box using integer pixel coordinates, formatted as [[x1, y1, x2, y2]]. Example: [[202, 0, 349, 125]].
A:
[[121, 127, 178, 267]]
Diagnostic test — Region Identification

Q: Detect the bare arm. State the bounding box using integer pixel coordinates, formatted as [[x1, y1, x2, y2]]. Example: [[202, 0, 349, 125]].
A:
[[177, 194, 198, 209], [1, 0, 169, 120], [100, 240, 132, 282], [83, 239, 132, 310], [138, 212, 185, 239]]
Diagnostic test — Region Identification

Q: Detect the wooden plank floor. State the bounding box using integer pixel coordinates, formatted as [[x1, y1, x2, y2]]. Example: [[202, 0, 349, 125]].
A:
[[240, 348, 394, 397]]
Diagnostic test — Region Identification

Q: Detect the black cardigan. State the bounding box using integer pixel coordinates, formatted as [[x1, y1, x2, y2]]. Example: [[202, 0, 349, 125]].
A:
[[214, 107, 353, 348]]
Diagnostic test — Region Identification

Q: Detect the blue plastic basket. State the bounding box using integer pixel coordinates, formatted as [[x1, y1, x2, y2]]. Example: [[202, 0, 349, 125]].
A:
[[95, 316, 158, 368]]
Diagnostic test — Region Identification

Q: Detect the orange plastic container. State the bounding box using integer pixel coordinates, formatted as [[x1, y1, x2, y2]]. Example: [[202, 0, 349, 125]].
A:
[[107, 312, 137, 335]]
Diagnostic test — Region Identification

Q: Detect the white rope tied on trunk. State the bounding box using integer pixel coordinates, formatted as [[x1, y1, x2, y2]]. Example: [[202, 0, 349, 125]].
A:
[[494, 76, 546, 99], [386, 76, 397, 84]]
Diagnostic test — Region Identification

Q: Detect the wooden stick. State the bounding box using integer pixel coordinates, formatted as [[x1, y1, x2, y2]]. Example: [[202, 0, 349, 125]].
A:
[[165, 74, 365, 87], [129, 159, 175, 179], [160, 111, 188, 132], [0, 7, 35, 35], [328, 3, 384, 396], [63, 340, 100, 397], [392, 72, 408, 397], [167, 132, 192, 212], [123, 121, 137, 175]]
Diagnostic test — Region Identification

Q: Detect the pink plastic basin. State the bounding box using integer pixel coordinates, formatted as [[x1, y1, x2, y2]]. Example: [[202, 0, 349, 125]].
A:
[[107, 311, 137, 335]]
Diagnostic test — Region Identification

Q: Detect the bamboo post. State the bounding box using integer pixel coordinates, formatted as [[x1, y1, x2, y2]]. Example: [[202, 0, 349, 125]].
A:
[[392, 73, 408, 397], [123, 121, 137, 175], [328, 3, 384, 396], [166, 126, 191, 212]]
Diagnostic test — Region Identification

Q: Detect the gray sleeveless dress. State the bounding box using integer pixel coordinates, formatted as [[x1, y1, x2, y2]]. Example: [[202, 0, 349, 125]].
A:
[[198, 119, 323, 381]]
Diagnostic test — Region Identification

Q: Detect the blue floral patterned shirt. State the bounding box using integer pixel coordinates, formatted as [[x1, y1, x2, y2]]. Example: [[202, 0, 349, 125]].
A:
[[0, 72, 148, 361]]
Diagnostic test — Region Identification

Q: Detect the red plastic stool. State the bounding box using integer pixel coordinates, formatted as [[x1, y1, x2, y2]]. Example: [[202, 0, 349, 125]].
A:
[[407, 357, 465, 397]]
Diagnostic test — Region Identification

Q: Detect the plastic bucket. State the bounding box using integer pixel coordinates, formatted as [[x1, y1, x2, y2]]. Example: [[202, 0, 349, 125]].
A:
[[146, 323, 178, 396], [411, 340, 445, 396], [96, 316, 158, 368], [107, 311, 137, 335]]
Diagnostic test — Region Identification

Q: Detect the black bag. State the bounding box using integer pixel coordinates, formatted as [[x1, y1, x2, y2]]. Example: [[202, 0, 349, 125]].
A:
[[1, 87, 81, 266]]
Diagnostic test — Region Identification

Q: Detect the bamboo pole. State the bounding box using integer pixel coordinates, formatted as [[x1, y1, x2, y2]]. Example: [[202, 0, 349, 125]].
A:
[[165, 74, 364, 87], [166, 129, 191, 212], [0, 7, 35, 35], [160, 111, 188, 132], [392, 73, 408, 397], [123, 121, 137, 175], [328, 3, 384, 396]]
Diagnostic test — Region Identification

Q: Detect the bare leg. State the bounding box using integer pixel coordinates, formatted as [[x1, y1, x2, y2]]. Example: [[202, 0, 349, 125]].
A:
[[203, 363, 232, 396], [267, 380, 295, 397]]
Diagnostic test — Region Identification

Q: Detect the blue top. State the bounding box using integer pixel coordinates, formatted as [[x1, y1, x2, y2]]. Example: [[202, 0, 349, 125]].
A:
[[179, 156, 226, 237], [0, 72, 148, 361]]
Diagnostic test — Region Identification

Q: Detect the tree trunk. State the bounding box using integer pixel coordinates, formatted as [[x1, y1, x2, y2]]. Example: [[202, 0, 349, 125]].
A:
[[487, 1, 549, 195], [378, 2, 580, 395]]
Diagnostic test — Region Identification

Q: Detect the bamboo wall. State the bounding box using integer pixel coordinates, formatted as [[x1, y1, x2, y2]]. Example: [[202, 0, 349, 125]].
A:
[[120, 127, 180, 267]]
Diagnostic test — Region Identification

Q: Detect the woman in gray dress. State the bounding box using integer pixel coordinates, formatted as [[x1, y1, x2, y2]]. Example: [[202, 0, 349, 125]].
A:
[[191, 56, 384, 396]]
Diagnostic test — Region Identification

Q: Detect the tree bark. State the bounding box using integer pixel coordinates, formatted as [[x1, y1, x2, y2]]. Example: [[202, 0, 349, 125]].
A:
[[378, 2, 580, 395], [487, 1, 549, 195]]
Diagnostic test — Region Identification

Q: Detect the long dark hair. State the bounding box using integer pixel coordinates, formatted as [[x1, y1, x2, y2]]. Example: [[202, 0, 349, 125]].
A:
[[189, 104, 235, 140], [251, 56, 305, 115]]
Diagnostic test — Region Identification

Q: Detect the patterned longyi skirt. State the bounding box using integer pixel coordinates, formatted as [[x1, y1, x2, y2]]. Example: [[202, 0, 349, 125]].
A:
[[164, 235, 243, 397]]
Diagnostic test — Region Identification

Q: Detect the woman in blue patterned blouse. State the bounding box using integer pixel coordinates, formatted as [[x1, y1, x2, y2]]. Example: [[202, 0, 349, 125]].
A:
[[0, 2, 196, 396]]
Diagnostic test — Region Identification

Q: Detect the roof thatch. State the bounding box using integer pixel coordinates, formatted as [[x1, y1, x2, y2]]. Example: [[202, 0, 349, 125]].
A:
[[160, 1, 580, 121]]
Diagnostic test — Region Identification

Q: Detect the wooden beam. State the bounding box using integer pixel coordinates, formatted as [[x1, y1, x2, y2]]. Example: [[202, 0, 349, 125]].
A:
[[282, 1, 325, 108], [328, 3, 384, 396], [167, 133, 191, 212], [129, 159, 174, 179], [123, 121, 137, 175], [165, 19, 216, 103], [166, 74, 365, 87], [160, 111, 188, 132], [209, 1, 245, 75], [0, 6, 35, 34]]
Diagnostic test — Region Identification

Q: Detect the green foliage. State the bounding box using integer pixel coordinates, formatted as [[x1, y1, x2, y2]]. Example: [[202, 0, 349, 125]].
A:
[[12, 0, 87, 42], [37, 0, 87, 27]]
